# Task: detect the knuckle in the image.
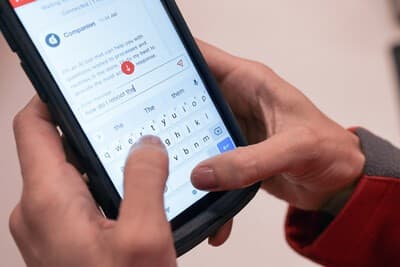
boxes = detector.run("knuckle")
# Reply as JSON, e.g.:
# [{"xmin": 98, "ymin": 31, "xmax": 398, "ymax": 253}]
[
  {"xmin": 9, "ymin": 205, "xmax": 23, "ymax": 239},
  {"xmin": 251, "ymin": 60, "xmax": 276, "ymax": 76},
  {"xmin": 116, "ymin": 225, "xmax": 171, "ymax": 257},
  {"xmin": 230, "ymin": 148, "xmax": 245, "ymax": 167},
  {"xmin": 296, "ymin": 126, "xmax": 319, "ymax": 147},
  {"xmin": 230, "ymin": 149, "xmax": 248, "ymax": 172},
  {"xmin": 20, "ymin": 192, "xmax": 56, "ymax": 224},
  {"xmin": 247, "ymin": 59, "xmax": 269, "ymax": 71},
  {"xmin": 137, "ymin": 230, "xmax": 170, "ymax": 254},
  {"xmin": 260, "ymin": 63, "xmax": 274, "ymax": 75},
  {"xmin": 12, "ymin": 110, "xmax": 27, "ymax": 134},
  {"xmin": 294, "ymin": 126, "xmax": 322, "ymax": 161},
  {"xmin": 230, "ymin": 148, "xmax": 258, "ymax": 187}
]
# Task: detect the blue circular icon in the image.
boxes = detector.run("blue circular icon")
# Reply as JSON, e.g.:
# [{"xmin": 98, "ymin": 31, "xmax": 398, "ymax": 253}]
[{"xmin": 45, "ymin": 33, "xmax": 60, "ymax": 48}]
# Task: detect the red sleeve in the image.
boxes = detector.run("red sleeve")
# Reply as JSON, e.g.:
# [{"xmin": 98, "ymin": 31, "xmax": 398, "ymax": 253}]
[{"xmin": 285, "ymin": 128, "xmax": 400, "ymax": 267}]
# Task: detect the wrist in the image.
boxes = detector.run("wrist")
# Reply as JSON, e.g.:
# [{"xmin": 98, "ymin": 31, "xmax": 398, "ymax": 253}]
[
  {"xmin": 320, "ymin": 181, "xmax": 359, "ymax": 216},
  {"xmin": 320, "ymin": 130, "xmax": 365, "ymax": 216}
]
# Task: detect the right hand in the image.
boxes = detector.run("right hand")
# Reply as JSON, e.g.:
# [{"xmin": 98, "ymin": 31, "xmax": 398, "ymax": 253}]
[{"xmin": 192, "ymin": 41, "xmax": 365, "ymax": 213}]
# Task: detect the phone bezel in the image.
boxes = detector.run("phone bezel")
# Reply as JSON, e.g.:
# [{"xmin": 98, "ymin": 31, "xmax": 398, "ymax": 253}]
[{"xmin": 0, "ymin": 0, "xmax": 260, "ymax": 255}]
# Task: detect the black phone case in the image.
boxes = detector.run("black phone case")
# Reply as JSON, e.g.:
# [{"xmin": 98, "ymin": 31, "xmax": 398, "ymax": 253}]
[{"xmin": 0, "ymin": 0, "xmax": 260, "ymax": 256}]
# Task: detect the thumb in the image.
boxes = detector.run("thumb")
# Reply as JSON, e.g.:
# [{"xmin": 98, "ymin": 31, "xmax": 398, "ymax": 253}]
[
  {"xmin": 118, "ymin": 136, "xmax": 169, "ymax": 225},
  {"xmin": 191, "ymin": 131, "xmax": 303, "ymax": 191}
]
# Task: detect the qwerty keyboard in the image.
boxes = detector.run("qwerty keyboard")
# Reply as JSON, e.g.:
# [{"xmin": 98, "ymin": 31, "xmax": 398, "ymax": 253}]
[{"xmin": 95, "ymin": 90, "xmax": 235, "ymax": 218}]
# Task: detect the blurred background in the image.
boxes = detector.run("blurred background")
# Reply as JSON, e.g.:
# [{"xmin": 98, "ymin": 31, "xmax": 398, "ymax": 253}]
[{"xmin": 2, "ymin": 0, "xmax": 400, "ymax": 266}]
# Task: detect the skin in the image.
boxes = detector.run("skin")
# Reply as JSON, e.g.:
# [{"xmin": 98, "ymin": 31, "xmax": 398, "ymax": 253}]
[
  {"xmin": 10, "ymin": 97, "xmax": 177, "ymax": 267},
  {"xmin": 192, "ymin": 41, "xmax": 366, "ymax": 244},
  {"xmin": 10, "ymin": 41, "xmax": 366, "ymax": 264}
]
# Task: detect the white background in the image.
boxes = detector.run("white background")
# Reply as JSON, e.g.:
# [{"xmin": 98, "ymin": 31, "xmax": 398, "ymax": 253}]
[{"xmin": 1, "ymin": 0, "xmax": 400, "ymax": 266}]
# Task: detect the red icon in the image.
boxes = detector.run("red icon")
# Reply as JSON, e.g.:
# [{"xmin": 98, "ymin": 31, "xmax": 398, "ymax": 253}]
[
  {"xmin": 177, "ymin": 59, "xmax": 184, "ymax": 67},
  {"xmin": 121, "ymin": 61, "xmax": 135, "ymax": 75},
  {"xmin": 9, "ymin": 0, "xmax": 36, "ymax": 8}
]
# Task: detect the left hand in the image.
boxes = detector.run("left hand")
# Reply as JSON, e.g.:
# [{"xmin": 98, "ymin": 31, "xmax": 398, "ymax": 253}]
[{"xmin": 10, "ymin": 96, "xmax": 177, "ymax": 267}]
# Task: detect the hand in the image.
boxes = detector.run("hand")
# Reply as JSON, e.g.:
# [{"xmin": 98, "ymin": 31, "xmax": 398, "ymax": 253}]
[
  {"xmin": 10, "ymin": 97, "xmax": 176, "ymax": 267},
  {"xmin": 192, "ymin": 41, "xmax": 365, "ymax": 211}
]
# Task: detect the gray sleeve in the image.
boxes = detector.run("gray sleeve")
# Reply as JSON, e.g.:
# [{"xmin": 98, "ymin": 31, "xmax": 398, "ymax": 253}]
[{"xmin": 355, "ymin": 128, "xmax": 400, "ymax": 179}]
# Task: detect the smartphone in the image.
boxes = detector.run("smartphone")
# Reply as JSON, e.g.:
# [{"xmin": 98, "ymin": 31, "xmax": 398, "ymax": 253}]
[{"xmin": 0, "ymin": 0, "xmax": 259, "ymax": 256}]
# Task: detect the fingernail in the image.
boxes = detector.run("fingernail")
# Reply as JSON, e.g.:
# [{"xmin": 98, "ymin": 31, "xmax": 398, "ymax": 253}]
[
  {"xmin": 191, "ymin": 166, "xmax": 217, "ymax": 190},
  {"xmin": 130, "ymin": 135, "xmax": 163, "ymax": 153}
]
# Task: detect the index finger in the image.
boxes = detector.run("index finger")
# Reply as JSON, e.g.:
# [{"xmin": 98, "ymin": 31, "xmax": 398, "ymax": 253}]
[{"xmin": 118, "ymin": 136, "xmax": 169, "ymax": 226}]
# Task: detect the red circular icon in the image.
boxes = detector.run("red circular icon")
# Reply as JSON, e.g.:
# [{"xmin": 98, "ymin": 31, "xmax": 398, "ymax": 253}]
[{"xmin": 121, "ymin": 61, "xmax": 135, "ymax": 75}]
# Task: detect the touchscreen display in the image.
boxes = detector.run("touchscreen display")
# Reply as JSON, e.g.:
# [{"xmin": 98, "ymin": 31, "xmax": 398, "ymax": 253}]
[{"xmin": 11, "ymin": 0, "xmax": 236, "ymax": 220}]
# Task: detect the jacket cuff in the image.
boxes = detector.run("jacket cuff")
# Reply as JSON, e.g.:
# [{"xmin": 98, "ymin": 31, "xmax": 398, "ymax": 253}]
[
  {"xmin": 286, "ymin": 177, "xmax": 400, "ymax": 266},
  {"xmin": 355, "ymin": 128, "xmax": 400, "ymax": 178},
  {"xmin": 285, "ymin": 128, "xmax": 400, "ymax": 266}
]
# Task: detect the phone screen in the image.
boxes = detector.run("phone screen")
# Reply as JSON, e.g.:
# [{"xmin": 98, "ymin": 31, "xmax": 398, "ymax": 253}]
[{"xmin": 11, "ymin": 0, "xmax": 236, "ymax": 220}]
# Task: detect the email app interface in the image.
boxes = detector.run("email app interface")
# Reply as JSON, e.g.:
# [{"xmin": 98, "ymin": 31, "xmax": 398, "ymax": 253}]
[{"xmin": 13, "ymin": 0, "xmax": 236, "ymax": 220}]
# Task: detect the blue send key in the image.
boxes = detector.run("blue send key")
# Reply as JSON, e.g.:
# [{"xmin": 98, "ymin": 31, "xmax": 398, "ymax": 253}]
[{"xmin": 217, "ymin": 138, "xmax": 235, "ymax": 153}]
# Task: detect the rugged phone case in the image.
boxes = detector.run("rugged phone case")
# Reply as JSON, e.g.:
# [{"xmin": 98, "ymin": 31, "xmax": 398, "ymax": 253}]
[{"xmin": 0, "ymin": 0, "xmax": 260, "ymax": 256}]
